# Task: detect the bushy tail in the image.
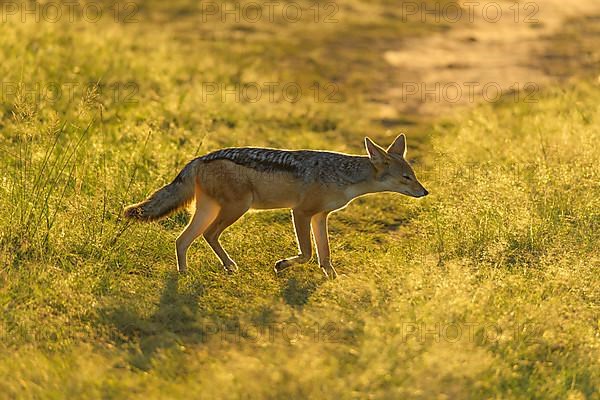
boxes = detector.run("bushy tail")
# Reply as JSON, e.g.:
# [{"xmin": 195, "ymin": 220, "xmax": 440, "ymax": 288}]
[{"xmin": 124, "ymin": 159, "xmax": 200, "ymax": 221}]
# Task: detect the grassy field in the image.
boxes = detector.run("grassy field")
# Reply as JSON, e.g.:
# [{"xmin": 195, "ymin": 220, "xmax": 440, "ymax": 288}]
[{"xmin": 1, "ymin": 1, "xmax": 599, "ymax": 399}]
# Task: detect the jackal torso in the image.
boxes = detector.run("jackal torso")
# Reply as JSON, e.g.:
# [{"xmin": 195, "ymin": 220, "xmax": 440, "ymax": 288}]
[{"xmin": 195, "ymin": 147, "xmax": 377, "ymax": 211}]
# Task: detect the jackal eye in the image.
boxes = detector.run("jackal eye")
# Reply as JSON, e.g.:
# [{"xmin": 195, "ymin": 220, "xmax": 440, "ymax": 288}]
[{"xmin": 403, "ymin": 174, "xmax": 412, "ymax": 181}]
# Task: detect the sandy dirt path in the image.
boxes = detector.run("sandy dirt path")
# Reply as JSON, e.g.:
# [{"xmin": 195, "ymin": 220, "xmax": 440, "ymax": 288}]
[{"xmin": 380, "ymin": 0, "xmax": 600, "ymax": 118}]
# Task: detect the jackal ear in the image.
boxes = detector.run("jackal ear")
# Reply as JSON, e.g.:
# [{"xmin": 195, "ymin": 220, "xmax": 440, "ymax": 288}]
[
  {"xmin": 387, "ymin": 134, "xmax": 407, "ymax": 158},
  {"xmin": 365, "ymin": 137, "xmax": 389, "ymax": 167}
]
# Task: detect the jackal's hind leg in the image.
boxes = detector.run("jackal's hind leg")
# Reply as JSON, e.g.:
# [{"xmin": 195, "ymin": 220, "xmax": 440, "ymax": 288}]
[
  {"xmin": 175, "ymin": 191, "xmax": 220, "ymax": 273},
  {"xmin": 203, "ymin": 200, "xmax": 250, "ymax": 273},
  {"xmin": 274, "ymin": 209, "xmax": 312, "ymax": 273}
]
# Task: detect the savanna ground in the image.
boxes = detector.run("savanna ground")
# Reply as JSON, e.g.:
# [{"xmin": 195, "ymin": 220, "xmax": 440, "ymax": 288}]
[{"xmin": 0, "ymin": 0, "xmax": 599, "ymax": 398}]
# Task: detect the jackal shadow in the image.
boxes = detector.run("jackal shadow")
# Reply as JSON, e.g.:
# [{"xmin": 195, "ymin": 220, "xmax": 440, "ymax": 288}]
[
  {"xmin": 98, "ymin": 267, "xmax": 325, "ymax": 370},
  {"xmin": 97, "ymin": 272, "xmax": 203, "ymax": 370}
]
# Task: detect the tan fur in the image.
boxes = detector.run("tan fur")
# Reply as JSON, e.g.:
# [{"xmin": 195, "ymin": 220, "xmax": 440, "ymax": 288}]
[{"xmin": 124, "ymin": 134, "xmax": 428, "ymax": 278}]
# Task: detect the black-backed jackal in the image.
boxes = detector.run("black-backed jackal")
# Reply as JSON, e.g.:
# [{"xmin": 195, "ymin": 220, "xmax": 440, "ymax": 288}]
[{"xmin": 124, "ymin": 134, "xmax": 428, "ymax": 278}]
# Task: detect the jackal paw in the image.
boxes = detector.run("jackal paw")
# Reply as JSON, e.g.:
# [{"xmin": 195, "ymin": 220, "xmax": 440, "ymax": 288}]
[
  {"xmin": 275, "ymin": 255, "xmax": 311, "ymax": 274},
  {"xmin": 274, "ymin": 259, "xmax": 293, "ymax": 273},
  {"xmin": 320, "ymin": 264, "xmax": 338, "ymax": 280},
  {"xmin": 223, "ymin": 262, "xmax": 238, "ymax": 274}
]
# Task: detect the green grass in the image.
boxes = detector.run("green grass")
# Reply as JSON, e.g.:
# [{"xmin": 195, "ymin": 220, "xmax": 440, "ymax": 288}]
[{"xmin": 1, "ymin": 2, "xmax": 599, "ymax": 399}]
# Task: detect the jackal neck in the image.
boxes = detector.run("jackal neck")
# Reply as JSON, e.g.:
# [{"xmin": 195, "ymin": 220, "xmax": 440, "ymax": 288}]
[{"xmin": 342, "ymin": 159, "xmax": 390, "ymax": 198}]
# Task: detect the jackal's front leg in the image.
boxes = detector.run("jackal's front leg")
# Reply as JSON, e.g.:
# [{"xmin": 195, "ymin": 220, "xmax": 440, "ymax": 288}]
[
  {"xmin": 274, "ymin": 209, "xmax": 312, "ymax": 273},
  {"xmin": 312, "ymin": 212, "xmax": 337, "ymax": 279}
]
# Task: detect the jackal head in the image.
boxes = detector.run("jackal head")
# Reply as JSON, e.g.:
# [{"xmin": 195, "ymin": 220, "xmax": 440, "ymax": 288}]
[{"xmin": 365, "ymin": 134, "xmax": 429, "ymax": 198}]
